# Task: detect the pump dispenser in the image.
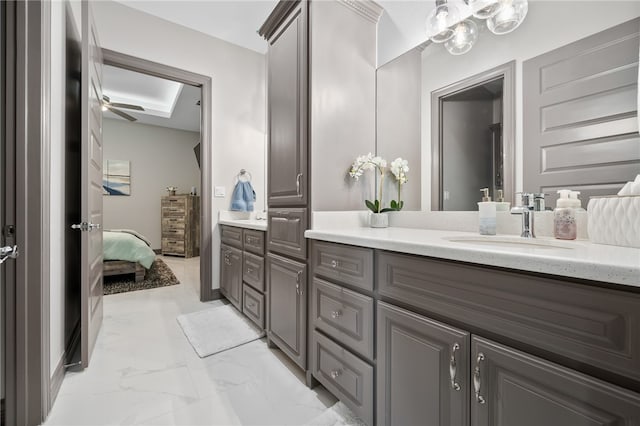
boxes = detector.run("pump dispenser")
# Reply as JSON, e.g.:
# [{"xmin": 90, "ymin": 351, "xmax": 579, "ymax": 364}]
[
  {"xmin": 495, "ymin": 189, "xmax": 510, "ymax": 212},
  {"xmin": 478, "ymin": 188, "xmax": 497, "ymax": 235},
  {"xmin": 554, "ymin": 189, "xmax": 579, "ymax": 240}
]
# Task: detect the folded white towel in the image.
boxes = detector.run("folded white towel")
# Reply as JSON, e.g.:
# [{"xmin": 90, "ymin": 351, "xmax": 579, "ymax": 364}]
[{"xmin": 617, "ymin": 174, "xmax": 640, "ymax": 196}]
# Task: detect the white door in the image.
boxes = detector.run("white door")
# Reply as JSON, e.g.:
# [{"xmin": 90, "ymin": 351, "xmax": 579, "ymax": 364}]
[{"xmin": 79, "ymin": 0, "xmax": 104, "ymax": 368}]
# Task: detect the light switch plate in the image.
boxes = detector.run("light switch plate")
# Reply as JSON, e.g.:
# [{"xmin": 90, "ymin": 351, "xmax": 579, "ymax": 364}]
[{"xmin": 214, "ymin": 186, "xmax": 226, "ymax": 197}]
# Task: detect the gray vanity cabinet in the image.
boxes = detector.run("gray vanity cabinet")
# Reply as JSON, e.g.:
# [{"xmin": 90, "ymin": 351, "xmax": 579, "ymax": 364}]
[
  {"xmin": 266, "ymin": 252, "xmax": 307, "ymax": 369},
  {"xmin": 265, "ymin": 2, "xmax": 307, "ymax": 207},
  {"xmin": 377, "ymin": 302, "xmax": 470, "ymax": 426},
  {"xmin": 471, "ymin": 336, "xmax": 640, "ymax": 426},
  {"xmin": 220, "ymin": 243, "xmax": 242, "ymax": 311}
]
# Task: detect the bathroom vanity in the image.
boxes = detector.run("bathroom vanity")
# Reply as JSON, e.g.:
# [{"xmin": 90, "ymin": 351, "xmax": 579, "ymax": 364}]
[
  {"xmin": 306, "ymin": 227, "xmax": 640, "ymax": 426},
  {"xmin": 219, "ymin": 220, "xmax": 267, "ymax": 329}
]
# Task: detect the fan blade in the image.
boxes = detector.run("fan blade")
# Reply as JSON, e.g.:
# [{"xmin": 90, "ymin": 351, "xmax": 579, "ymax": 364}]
[
  {"xmin": 106, "ymin": 105, "xmax": 137, "ymax": 122},
  {"xmin": 109, "ymin": 102, "xmax": 144, "ymax": 111}
]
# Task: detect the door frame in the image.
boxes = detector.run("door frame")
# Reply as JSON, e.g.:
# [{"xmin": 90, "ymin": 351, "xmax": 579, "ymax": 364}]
[
  {"xmin": 4, "ymin": 0, "xmax": 51, "ymax": 424},
  {"xmin": 430, "ymin": 60, "xmax": 516, "ymax": 211},
  {"xmin": 101, "ymin": 49, "xmax": 215, "ymax": 301}
]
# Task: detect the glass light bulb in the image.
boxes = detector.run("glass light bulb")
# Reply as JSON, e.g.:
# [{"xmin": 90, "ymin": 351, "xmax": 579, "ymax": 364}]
[
  {"xmin": 444, "ymin": 19, "xmax": 479, "ymax": 55},
  {"xmin": 487, "ymin": 0, "xmax": 528, "ymax": 35},
  {"xmin": 468, "ymin": 0, "xmax": 503, "ymax": 19},
  {"xmin": 426, "ymin": 1, "xmax": 461, "ymax": 43}
]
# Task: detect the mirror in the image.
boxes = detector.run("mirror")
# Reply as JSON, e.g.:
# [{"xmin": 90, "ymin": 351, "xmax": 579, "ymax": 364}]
[{"xmin": 376, "ymin": 1, "xmax": 640, "ymax": 211}]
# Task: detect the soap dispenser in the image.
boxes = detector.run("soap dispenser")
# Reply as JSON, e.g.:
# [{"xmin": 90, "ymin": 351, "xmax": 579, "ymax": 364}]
[
  {"xmin": 495, "ymin": 189, "xmax": 510, "ymax": 212},
  {"xmin": 554, "ymin": 189, "xmax": 579, "ymax": 240},
  {"xmin": 478, "ymin": 188, "xmax": 497, "ymax": 235}
]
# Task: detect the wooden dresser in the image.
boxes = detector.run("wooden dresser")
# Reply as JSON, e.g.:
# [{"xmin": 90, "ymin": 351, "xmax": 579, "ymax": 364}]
[{"xmin": 161, "ymin": 195, "xmax": 200, "ymax": 258}]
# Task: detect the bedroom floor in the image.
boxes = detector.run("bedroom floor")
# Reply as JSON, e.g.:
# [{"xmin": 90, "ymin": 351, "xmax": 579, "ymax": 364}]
[{"xmin": 45, "ymin": 256, "xmax": 336, "ymax": 425}]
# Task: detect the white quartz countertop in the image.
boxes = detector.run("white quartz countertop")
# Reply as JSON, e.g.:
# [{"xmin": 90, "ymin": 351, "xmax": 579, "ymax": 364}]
[
  {"xmin": 219, "ymin": 218, "xmax": 267, "ymax": 231},
  {"xmin": 305, "ymin": 227, "xmax": 640, "ymax": 288}
]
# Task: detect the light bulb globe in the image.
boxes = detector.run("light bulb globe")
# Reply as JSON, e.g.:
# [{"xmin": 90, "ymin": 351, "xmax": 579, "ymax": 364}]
[
  {"xmin": 444, "ymin": 19, "xmax": 479, "ymax": 55},
  {"xmin": 426, "ymin": 1, "xmax": 461, "ymax": 43},
  {"xmin": 487, "ymin": 0, "xmax": 528, "ymax": 35}
]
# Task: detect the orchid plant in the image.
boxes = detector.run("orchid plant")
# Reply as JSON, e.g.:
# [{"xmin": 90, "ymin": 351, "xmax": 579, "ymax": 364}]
[
  {"xmin": 349, "ymin": 153, "xmax": 388, "ymax": 213},
  {"xmin": 389, "ymin": 157, "xmax": 409, "ymax": 211},
  {"xmin": 349, "ymin": 154, "xmax": 410, "ymax": 213}
]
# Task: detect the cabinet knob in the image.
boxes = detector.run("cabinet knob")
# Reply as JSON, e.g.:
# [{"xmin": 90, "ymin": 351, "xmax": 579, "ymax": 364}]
[
  {"xmin": 330, "ymin": 369, "xmax": 342, "ymax": 379},
  {"xmin": 330, "ymin": 310, "xmax": 342, "ymax": 319},
  {"xmin": 473, "ymin": 352, "xmax": 486, "ymax": 404},
  {"xmin": 330, "ymin": 260, "xmax": 338, "ymax": 268}
]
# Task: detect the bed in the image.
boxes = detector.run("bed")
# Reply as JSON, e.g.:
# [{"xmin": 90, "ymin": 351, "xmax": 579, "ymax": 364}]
[{"xmin": 103, "ymin": 230, "xmax": 156, "ymax": 282}]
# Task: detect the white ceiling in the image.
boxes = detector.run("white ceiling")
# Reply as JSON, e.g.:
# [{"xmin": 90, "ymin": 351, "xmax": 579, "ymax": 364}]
[
  {"xmin": 114, "ymin": 0, "xmax": 278, "ymax": 53},
  {"xmin": 103, "ymin": 65, "xmax": 201, "ymax": 132}
]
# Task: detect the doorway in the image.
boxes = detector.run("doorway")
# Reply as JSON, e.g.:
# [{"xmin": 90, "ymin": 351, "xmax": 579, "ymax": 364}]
[
  {"xmin": 100, "ymin": 50, "xmax": 213, "ymax": 302},
  {"xmin": 431, "ymin": 61, "xmax": 515, "ymax": 211}
]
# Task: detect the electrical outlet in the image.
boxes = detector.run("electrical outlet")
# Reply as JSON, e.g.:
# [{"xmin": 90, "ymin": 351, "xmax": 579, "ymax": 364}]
[{"xmin": 214, "ymin": 186, "xmax": 226, "ymax": 197}]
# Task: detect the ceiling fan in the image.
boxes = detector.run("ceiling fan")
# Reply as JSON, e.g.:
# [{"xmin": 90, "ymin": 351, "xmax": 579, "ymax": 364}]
[{"xmin": 102, "ymin": 95, "xmax": 145, "ymax": 122}]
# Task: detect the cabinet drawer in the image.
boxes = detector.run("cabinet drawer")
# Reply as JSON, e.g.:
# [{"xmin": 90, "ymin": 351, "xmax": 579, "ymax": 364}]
[
  {"xmin": 312, "ymin": 278, "xmax": 374, "ymax": 360},
  {"xmin": 243, "ymin": 229, "xmax": 265, "ymax": 256},
  {"xmin": 162, "ymin": 217, "xmax": 185, "ymax": 229},
  {"xmin": 162, "ymin": 228, "xmax": 185, "ymax": 238},
  {"xmin": 243, "ymin": 283, "xmax": 265, "ymax": 329},
  {"xmin": 220, "ymin": 225, "xmax": 243, "ymax": 249},
  {"xmin": 312, "ymin": 330, "xmax": 373, "ymax": 426},
  {"xmin": 377, "ymin": 250, "xmax": 640, "ymax": 384},
  {"xmin": 267, "ymin": 208, "xmax": 307, "ymax": 260},
  {"xmin": 311, "ymin": 241, "xmax": 373, "ymax": 292},
  {"xmin": 162, "ymin": 238, "xmax": 185, "ymax": 254},
  {"xmin": 243, "ymin": 251, "xmax": 265, "ymax": 292},
  {"xmin": 162, "ymin": 206, "xmax": 186, "ymax": 218},
  {"xmin": 162, "ymin": 197, "xmax": 186, "ymax": 209}
]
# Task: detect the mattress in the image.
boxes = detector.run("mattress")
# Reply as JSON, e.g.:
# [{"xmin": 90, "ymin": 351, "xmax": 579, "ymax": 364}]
[{"xmin": 103, "ymin": 230, "xmax": 156, "ymax": 269}]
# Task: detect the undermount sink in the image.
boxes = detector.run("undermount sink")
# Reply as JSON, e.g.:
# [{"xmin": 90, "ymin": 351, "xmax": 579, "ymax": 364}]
[{"xmin": 445, "ymin": 236, "xmax": 575, "ymax": 250}]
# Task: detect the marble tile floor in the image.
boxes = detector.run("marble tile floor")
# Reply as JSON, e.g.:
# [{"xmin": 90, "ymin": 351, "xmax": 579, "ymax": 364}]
[{"xmin": 45, "ymin": 256, "xmax": 336, "ymax": 425}]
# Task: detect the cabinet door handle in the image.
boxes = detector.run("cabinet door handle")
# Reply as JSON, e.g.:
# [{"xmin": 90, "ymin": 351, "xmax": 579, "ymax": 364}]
[
  {"xmin": 330, "ymin": 310, "xmax": 342, "ymax": 319},
  {"xmin": 473, "ymin": 352, "xmax": 486, "ymax": 404},
  {"xmin": 295, "ymin": 271, "xmax": 303, "ymax": 296},
  {"xmin": 296, "ymin": 173, "xmax": 303, "ymax": 196},
  {"xmin": 247, "ymin": 267, "xmax": 253, "ymax": 274},
  {"xmin": 330, "ymin": 369, "xmax": 342, "ymax": 379},
  {"xmin": 449, "ymin": 343, "xmax": 461, "ymax": 391},
  {"xmin": 330, "ymin": 259, "xmax": 338, "ymax": 268}
]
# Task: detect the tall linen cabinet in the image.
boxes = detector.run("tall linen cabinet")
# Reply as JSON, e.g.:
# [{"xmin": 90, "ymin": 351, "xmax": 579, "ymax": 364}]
[{"xmin": 258, "ymin": 0, "xmax": 380, "ymax": 376}]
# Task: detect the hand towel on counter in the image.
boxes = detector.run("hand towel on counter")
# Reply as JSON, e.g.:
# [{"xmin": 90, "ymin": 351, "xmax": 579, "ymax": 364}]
[{"xmin": 230, "ymin": 181, "xmax": 256, "ymax": 212}]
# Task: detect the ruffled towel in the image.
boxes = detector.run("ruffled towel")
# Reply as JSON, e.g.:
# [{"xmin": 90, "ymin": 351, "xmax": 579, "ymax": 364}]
[{"xmin": 230, "ymin": 181, "xmax": 256, "ymax": 212}]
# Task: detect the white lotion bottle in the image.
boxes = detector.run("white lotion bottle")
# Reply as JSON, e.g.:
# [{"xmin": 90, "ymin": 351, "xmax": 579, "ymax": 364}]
[
  {"xmin": 478, "ymin": 188, "xmax": 497, "ymax": 235},
  {"xmin": 554, "ymin": 189, "xmax": 579, "ymax": 240}
]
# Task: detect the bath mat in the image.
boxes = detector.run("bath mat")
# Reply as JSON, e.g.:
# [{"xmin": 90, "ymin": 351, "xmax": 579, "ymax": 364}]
[
  {"xmin": 103, "ymin": 258, "xmax": 179, "ymax": 295},
  {"xmin": 177, "ymin": 304, "xmax": 265, "ymax": 358},
  {"xmin": 304, "ymin": 402, "xmax": 366, "ymax": 426}
]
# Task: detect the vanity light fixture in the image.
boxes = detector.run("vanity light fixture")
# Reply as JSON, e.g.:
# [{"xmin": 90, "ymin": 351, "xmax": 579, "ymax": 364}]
[
  {"xmin": 444, "ymin": 19, "xmax": 479, "ymax": 55},
  {"xmin": 426, "ymin": 0, "xmax": 462, "ymax": 43},
  {"xmin": 486, "ymin": 0, "xmax": 528, "ymax": 35},
  {"xmin": 427, "ymin": 0, "xmax": 528, "ymax": 55}
]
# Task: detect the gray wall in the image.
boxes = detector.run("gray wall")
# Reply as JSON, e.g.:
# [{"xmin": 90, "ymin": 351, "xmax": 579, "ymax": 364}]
[
  {"xmin": 102, "ymin": 118, "xmax": 200, "ymax": 249},
  {"xmin": 310, "ymin": 1, "xmax": 378, "ymax": 211},
  {"xmin": 376, "ymin": 48, "xmax": 421, "ymax": 211},
  {"xmin": 442, "ymin": 99, "xmax": 493, "ymax": 211}
]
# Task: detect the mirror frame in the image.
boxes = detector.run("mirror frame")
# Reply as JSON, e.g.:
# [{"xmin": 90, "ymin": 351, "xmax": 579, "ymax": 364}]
[{"xmin": 431, "ymin": 60, "xmax": 516, "ymax": 210}]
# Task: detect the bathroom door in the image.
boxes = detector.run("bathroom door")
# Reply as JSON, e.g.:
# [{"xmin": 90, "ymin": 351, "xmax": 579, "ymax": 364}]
[{"xmin": 79, "ymin": 0, "xmax": 104, "ymax": 369}]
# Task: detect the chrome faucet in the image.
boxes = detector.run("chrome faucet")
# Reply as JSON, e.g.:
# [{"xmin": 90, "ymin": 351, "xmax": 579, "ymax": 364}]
[{"xmin": 510, "ymin": 193, "xmax": 545, "ymax": 238}]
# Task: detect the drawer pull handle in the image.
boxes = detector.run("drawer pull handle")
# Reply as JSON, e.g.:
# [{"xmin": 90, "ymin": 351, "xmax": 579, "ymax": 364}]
[
  {"xmin": 449, "ymin": 343, "xmax": 461, "ymax": 391},
  {"xmin": 330, "ymin": 310, "xmax": 342, "ymax": 319},
  {"xmin": 330, "ymin": 369, "xmax": 342, "ymax": 380},
  {"xmin": 247, "ymin": 267, "xmax": 253, "ymax": 274},
  {"xmin": 331, "ymin": 260, "xmax": 338, "ymax": 268},
  {"xmin": 473, "ymin": 352, "xmax": 486, "ymax": 404}
]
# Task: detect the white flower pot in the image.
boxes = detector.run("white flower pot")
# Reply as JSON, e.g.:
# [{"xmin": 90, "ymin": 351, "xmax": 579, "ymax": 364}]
[{"xmin": 370, "ymin": 212, "xmax": 389, "ymax": 228}]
